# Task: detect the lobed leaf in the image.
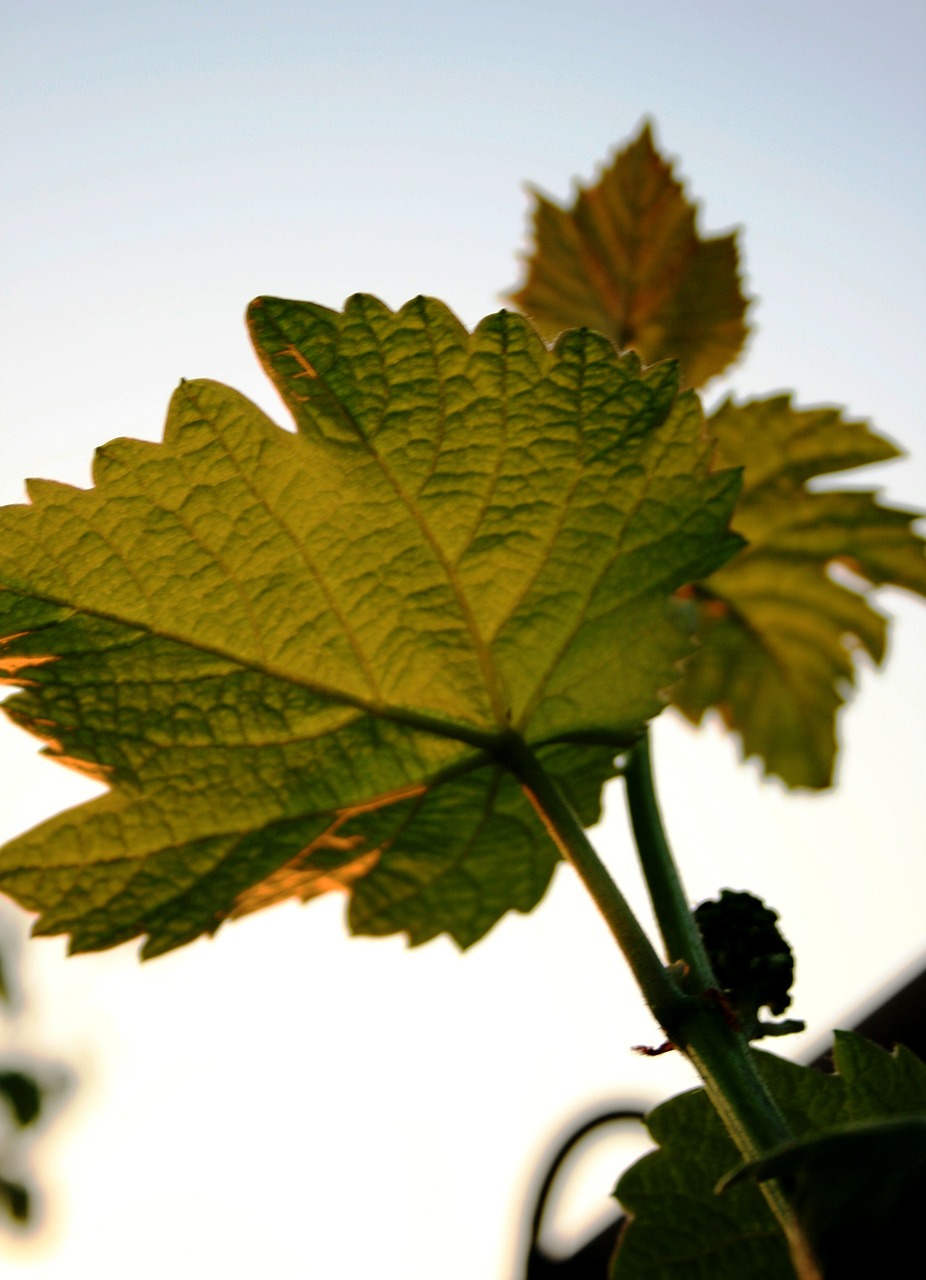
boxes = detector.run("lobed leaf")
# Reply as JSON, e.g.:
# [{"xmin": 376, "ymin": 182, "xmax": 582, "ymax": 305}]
[
  {"xmin": 508, "ymin": 123, "xmax": 750, "ymax": 389},
  {"xmin": 612, "ymin": 1031, "xmax": 926, "ymax": 1279},
  {"xmin": 670, "ymin": 396, "xmax": 926, "ymax": 787},
  {"xmin": 0, "ymin": 294, "xmax": 741, "ymax": 956}
]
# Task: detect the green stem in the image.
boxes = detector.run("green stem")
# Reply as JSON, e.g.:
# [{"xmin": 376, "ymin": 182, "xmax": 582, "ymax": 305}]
[
  {"xmin": 497, "ymin": 733, "xmax": 688, "ymax": 1033},
  {"xmin": 623, "ymin": 729, "xmax": 715, "ymax": 987},
  {"xmin": 623, "ymin": 728, "xmax": 801, "ymax": 1242},
  {"xmin": 620, "ymin": 731, "xmax": 794, "ymax": 1159},
  {"xmin": 502, "ymin": 731, "xmax": 799, "ymax": 1248}
]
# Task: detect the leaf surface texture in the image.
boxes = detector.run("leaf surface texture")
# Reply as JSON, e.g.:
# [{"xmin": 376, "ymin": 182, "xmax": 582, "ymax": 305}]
[{"xmin": 0, "ymin": 295, "xmax": 740, "ymax": 955}]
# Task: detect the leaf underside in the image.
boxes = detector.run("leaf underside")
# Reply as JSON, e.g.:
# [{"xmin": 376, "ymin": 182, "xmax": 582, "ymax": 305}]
[
  {"xmin": 508, "ymin": 122, "xmax": 750, "ymax": 390},
  {"xmin": 611, "ymin": 1031, "xmax": 926, "ymax": 1279},
  {"xmin": 0, "ymin": 294, "xmax": 741, "ymax": 957},
  {"xmin": 671, "ymin": 396, "xmax": 926, "ymax": 788}
]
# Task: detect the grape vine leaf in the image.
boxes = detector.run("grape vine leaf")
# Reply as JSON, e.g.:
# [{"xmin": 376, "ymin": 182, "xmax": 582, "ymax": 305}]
[
  {"xmin": 508, "ymin": 122, "xmax": 750, "ymax": 390},
  {"xmin": 720, "ymin": 1116, "xmax": 926, "ymax": 1278},
  {"xmin": 611, "ymin": 1031, "xmax": 926, "ymax": 1279},
  {"xmin": 0, "ymin": 294, "xmax": 742, "ymax": 957},
  {"xmin": 670, "ymin": 396, "xmax": 926, "ymax": 788}
]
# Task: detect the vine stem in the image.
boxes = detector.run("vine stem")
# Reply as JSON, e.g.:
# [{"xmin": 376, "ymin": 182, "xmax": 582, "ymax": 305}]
[
  {"xmin": 623, "ymin": 730, "xmax": 716, "ymax": 987},
  {"xmin": 500, "ymin": 730, "xmax": 805, "ymax": 1258},
  {"xmin": 496, "ymin": 733, "xmax": 689, "ymax": 1032}
]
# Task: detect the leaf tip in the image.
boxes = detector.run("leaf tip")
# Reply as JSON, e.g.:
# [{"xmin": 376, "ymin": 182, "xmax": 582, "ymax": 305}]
[{"xmin": 633, "ymin": 115, "xmax": 658, "ymax": 147}]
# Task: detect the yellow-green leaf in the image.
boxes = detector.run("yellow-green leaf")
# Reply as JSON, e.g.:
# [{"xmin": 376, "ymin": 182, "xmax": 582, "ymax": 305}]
[
  {"xmin": 0, "ymin": 294, "xmax": 742, "ymax": 956},
  {"xmin": 508, "ymin": 123, "xmax": 750, "ymax": 389},
  {"xmin": 671, "ymin": 396, "xmax": 926, "ymax": 788}
]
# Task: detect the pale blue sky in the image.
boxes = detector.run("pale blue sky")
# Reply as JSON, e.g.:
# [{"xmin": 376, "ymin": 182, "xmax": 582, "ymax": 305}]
[{"xmin": 0, "ymin": 3, "xmax": 924, "ymax": 1276}]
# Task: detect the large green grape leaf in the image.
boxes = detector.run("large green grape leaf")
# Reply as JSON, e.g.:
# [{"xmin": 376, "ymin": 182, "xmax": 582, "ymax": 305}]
[
  {"xmin": 612, "ymin": 1031, "xmax": 926, "ymax": 1279},
  {"xmin": 0, "ymin": 294, "xmax": 742, "ymax": 957},
  {"xmin": 508, "ymin": 123, "xmax": 750, "ymax": 390},
  {"xmin": 670, "ymin": 396, "xmax": 926, "ymax": 788}
]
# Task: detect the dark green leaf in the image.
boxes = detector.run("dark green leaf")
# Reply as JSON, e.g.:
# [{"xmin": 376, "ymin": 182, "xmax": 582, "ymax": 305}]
[{"xmin": 612, "ymin": 1031, "xmax": 926, "ymax": 1279}]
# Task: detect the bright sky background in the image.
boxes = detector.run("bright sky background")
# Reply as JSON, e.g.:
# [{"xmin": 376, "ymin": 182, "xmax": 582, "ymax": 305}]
[{"xmin": 0, "ymin": 1, "xmax": 924, "ymax": 1276}]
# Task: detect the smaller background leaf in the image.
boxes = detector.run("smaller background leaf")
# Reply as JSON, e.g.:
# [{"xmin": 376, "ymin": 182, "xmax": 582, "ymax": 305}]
[
  {"xmin": 508, "ymin": 122, "xmax": 750, "ymax": 389},
  {"xmin": 671, "ymin": 396, "xmax": 926, "ymax": 787}
]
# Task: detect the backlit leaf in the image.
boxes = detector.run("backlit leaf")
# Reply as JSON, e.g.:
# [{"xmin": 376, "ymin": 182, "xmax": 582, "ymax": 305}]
[
  {"xmin": 509, "ymin": 123, "xmax": 749, "ymax": 389},
  {"xmin": 670, "ymin": 396, "xmax": 926, "ymax": 787},
  {"xmin": 0, "ymin": 294, "xmax": 741, "ymax": 956}
]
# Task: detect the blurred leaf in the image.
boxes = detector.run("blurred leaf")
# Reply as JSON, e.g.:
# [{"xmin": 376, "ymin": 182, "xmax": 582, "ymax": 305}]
[
  {"xmin": 0, "ymin": 294, "xmax": 741, "ymax": 957},
  {"xmin": 0, "ymin": 1072, "xmax": 41, "ymax": 1127},
  {"xmin": 611, "ymin": 1032, "xmax": 926, "ymax": 1278},
  {"xmin": 671, "ymin": 396, "xmax": 926, "ymax": 787},
  {"xmin": 509, "ymin": 122, "xmax": 749, "ymax": 389},
  {"xmin": 0, "ymin": 1176, "xmax": 29, "ymax": 1224}
]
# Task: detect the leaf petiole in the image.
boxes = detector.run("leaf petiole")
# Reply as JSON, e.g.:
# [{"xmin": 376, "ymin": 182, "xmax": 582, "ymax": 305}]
[
  {"xmin": 623, "ymin": 729, "xmax": 716, "ymax": 988},
  {"xmin": 623, "ymin": 729, "xmax": 812, "ymax": 1256},
  {"xmin": 497, "ymin": 732, "xmax": 689, "ymax": 1032},
  {"xmin": 502, "ymin": 730, "xmax": 805, "ymax": 1257}
]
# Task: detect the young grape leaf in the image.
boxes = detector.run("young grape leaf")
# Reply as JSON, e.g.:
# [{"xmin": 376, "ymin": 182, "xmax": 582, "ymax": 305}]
[
  {"xmin": 508, "ymin": 122, "xmax": 750, "ymax": 389},
  {"xmin": 670, "ymin": 396, "xmax": 926, "ymax": 787},
  {"xmin": 0, "ymin": 294, "xmax": 742, "ymax": 957},
  {"xmin": 612, "ymin": 1031, "xmax": 926, "ymax": 1279}
]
